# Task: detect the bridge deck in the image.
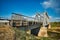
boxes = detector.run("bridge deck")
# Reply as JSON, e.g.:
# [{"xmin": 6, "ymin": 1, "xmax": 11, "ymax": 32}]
[{"xmin": 16, "ymin": 23, "xmax": 42, "ymax": 31}]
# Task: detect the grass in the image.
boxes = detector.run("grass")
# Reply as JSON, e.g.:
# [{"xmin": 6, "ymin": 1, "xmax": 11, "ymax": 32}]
[
  {"xmin": 13, "ymin": 27, "xmax": 60, "ymax": 40},
  {"xmin": 0, "ymin": 25, "xmax": 60, "ymax": 40}
]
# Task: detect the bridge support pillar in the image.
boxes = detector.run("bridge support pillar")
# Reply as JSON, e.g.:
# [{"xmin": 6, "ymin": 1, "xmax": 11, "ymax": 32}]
[{"xmin": 38, "ymin": 27, "xmax": 48, "ymax": 37}]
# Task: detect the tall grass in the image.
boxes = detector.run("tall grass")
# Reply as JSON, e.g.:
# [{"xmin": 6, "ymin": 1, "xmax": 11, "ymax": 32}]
[{"xmin": 13, "ymin": 27, "xmax": 58, "ymax": 40}]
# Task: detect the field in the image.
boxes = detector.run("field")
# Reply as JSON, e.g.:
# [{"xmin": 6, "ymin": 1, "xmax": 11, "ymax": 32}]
[{"xmin": 0, "ymin": 22, "xmax": 60, "ymax": 40}]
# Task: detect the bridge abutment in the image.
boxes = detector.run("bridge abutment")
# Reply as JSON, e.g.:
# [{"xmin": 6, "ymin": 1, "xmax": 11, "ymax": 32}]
[{"xmin": 38, "ymin": 27, "xmax": 48, "ymax": 37}]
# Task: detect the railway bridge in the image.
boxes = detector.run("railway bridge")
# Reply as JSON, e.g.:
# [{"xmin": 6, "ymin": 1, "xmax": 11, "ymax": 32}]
[{"xmin": 11, "ymin": 12, "xmax": 50, "ymax": 36}]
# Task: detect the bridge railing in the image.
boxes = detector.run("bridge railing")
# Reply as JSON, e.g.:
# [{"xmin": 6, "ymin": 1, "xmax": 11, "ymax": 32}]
[
  {"xmin": 11, "ymin": 12, "xmax": 49, "ymax": 28},
  {"xmin": 11, "ymin": 13, "xmax": 41, "ymax": 27}
]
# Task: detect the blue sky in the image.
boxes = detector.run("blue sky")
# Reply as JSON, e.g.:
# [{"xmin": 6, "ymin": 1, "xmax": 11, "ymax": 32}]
[{"xmin": 0, "ymin": 0, "xmax": 60, "ymax": 22}]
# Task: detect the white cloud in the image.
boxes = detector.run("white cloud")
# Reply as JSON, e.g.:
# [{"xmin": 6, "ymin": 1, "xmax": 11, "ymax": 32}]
[
  {"xmin": 55, "ymin": 17, "xmax": 60, "ymax": 22},
  {"xmin": 40, "ymin": 0, "xmax": 52, "ymax": 9},
  {"xmin": 40, "ymin": 0, "xmax": 60, "ymax": 12},
  {"xmin": 55, "ymin": 17, "xmax": 60, "ymax": 20},
  {"xmin": 40, "ymin": 1, "xmax": 51, "ymax": 9},
  {"xmin": 50, "ymin": 17, "xmax": 60, "ymax": 22},
  {"xmin": 32, "ymin": 14, "xmax": 41, "ymax": 18},
  {"xmin": 49, "ymin": 16, "xmax": 52, "ymax": 19},
  {"xmin": 40, "ymin": 0, "xmax": 58, "ymax": 9},
  {"xmin": 31, "ymin": 15, "xmax": 36, "ymax": 18}
]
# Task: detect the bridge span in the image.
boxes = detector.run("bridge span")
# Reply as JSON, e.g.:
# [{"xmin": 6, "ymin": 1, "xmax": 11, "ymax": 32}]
[{"xmin": 10, "ymin": 12, "xmax": 50, "ymax": 36}]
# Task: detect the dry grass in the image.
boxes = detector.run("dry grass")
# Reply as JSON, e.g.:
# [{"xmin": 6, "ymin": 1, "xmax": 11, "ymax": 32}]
[
  {"xmin": 0, "ymin": 25, "xmax": 15, "ymax": 40},
  {"xmin": 0, "ymin": 25, "xmax": 59, "ymax": 40}
]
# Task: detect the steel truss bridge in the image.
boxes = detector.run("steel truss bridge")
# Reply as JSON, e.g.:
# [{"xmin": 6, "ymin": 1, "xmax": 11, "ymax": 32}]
[{"xmin": 11, "ymin": 12, "xmax": 49, "ymax": 30}]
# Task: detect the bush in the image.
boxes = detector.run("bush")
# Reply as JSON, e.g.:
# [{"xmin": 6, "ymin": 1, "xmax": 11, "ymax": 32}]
[
  {"xmin": 13, "ymin": 27, "xmax": 57, "ymax": 40},
  {"xmin": 50, "ymin": 22, "xmax": 60, "ymax": 27}
]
